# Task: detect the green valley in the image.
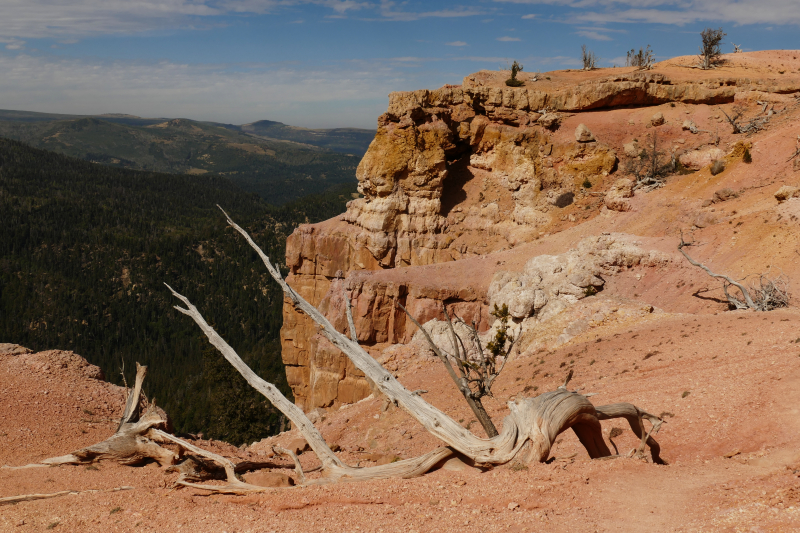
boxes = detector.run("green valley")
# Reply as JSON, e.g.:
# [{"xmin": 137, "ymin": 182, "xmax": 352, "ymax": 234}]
[{"xmin": 0, "ymin": 138, "xmax": 355, "ymax": 444}]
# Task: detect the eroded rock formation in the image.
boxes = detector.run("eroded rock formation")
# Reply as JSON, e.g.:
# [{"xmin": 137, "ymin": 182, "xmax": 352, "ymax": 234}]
[{"xmin": 282, "ymin": 57, "xmax": 800, "ymax": 410}]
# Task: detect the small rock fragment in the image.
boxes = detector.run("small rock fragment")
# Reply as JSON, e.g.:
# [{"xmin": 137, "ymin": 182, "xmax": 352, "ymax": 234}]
[
  {"xmin": 775, "ymin": 185, "xmax": 800, "ymax": 202},
  {"xmin": 284, "ymin": 438, "xmax": 310, "ymax": 455},
  {"xmin": 712, "ymin": 188, "xmax": 737, "ymax": 203},
  {"xmin": 508, "ymin": 502, "xmax": 520, "ymax": 510},
  {"xmin": 723, "ymin": 449, "xmax": 741, "ymax": 459},
  {"xmin": 242, "ymin": 471, "xmax": 295, "ymax": 487},
  {"xmin": 604, "ymin": 178, "xmax": 635, "ymax": 212},
  {"xmin": 575, "ymin": 123, "xmax": 595, "ymax": 143},
  {"xmin": 650, "ymin": 112, "xmax": 665, "ymax": 126},
  {"xmin": 623, "ymin": 142, "xmax": 639, "ymax": 158},
  {"xmin": 682, "ymin": 120, "xmax": 698, "ymax": 133},
  {"xmin": 538, "ymin": 113, "xmax": 560, "ymax": 129}
]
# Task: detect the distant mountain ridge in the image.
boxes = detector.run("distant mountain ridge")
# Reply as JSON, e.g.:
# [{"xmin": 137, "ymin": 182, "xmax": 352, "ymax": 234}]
[
  {"xmin": 236, "ymin": 119, "xmax": 374, "ymax": 155},
  {"xmin": 0, "ymin": 109, "xmax": 372, "ymax": 205},
  {"xmin": 0, "ymin": 109, "xmax": 374, "ymax": 154}
]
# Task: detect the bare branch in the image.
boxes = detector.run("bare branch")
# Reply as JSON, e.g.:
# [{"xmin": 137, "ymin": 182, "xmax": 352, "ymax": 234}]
[
  {"xmin": 344, "ymin": 291, "xmax": 358, "ymax": 343},
  {"xmin": 0, "ymin": 487, "xmax": 133, "ymax": 507},
  {"xmin": 678, "ymin": 233, "xmax": 758, "ymax": 310}
]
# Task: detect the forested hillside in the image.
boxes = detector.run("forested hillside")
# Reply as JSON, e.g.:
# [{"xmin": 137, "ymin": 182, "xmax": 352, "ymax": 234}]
[
  {"xmin": 0, "ymin": 114, "xmax": 363, "ymax": 205},
  {"xmin": 0, "ymin": 138, "xmax": 355, "ymax": 444}
]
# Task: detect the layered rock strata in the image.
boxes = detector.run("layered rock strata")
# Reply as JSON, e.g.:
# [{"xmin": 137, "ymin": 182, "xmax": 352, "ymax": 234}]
[{"xmin": 282, "ymin": 58, "xmax": 800, "ymax": 410}]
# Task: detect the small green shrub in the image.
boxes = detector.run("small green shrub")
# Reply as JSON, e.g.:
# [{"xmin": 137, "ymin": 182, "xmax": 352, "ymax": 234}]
[
  {"xmin": 742, "ymin": 147, "xmax": 752, "ymax": 163},
  {"xmin": 582, "ymin": 178, "xmax": 592, "ymax": 188},
  {"xmin": 682, "ymin": 391, "xmax": 691, "ymax": 398},
  {"xmin": 505, "ymin": 60, "xmax": 524, "ymax": 87},
  {"xmin": 710, "ymin": 159, "xmax": 725, "ymax": 175},
  {"xmin": 584, "ymin": 286, "xmax": 598, "ymax": 297}
]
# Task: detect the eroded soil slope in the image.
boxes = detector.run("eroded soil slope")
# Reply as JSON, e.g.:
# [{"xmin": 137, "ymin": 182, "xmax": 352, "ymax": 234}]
[{"xmin": 3, "ymin": 305, "xmax": 800, "ymax": 532}]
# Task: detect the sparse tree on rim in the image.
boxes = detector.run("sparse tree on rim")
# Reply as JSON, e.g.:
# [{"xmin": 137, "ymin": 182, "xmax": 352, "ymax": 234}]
[
  {"xmin": 505, "ymin": 60, "xmax": 524, "ymax": 87},
  {"xmin": 582, "ymin": 45, "xmax": 598, "ymax": 70},
  {"xmin": 699, "ymin": 28, "xmax": 726, "ymax": 69},
  {"xmin": 626, "ymin": 45, "xmax": 655, "ymax": 70}
]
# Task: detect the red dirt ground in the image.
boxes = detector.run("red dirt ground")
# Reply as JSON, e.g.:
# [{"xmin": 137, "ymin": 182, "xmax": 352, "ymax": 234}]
[{"xmin": 3, "ymin": 307, "xmax": 800, "ymax": 532}]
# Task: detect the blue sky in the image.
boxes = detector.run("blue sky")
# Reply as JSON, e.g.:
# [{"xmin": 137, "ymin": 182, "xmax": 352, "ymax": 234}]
[{"xmin": 0, "ymin": 1, "xmax": 798, "ymax": 128}]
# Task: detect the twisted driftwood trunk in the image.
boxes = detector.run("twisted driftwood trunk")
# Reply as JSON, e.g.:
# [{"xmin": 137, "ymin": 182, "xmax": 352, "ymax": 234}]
[
  {"xmin": 5, "ymin": 363, "xmax": 178, "ymax": 470},
  {"xmin": 163, "ymin": 208, "xmax": 668, "ymax": 482}
]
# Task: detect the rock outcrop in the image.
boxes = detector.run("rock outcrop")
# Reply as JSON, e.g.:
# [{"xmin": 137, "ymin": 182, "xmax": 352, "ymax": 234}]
[
  {"xmin": 604, "ymin": 178, "xmax": 635, "ymax": 212},
  {"xmin": 281, "ymin": 56, "xmax": 800, "ymax": 410},
  {"xmin": 487, "ymin": 234, "xmax": 669, "ymax": 323}
]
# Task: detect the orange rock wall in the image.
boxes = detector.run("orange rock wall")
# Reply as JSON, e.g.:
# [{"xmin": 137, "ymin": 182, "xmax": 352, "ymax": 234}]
[{"xmin": 281, "ymin": 57, "xmax": 800, "ymax": 411}]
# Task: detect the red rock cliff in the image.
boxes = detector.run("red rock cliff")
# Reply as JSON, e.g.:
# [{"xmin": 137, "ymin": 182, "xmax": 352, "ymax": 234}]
[{"xmin": 282, "ymin": 51, "xmax": 800, "ymax": 410}]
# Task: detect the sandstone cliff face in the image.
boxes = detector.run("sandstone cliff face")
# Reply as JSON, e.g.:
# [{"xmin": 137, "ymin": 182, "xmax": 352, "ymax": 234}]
[{"xmin": 282, "ymin": 52, "xmax": 800, "ymax": 410}]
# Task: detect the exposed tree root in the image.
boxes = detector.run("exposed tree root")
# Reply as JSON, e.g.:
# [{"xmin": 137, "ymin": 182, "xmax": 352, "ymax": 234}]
[{"xmin": 6, "ymin": 364, "xmax": 177, "ymax": 470}]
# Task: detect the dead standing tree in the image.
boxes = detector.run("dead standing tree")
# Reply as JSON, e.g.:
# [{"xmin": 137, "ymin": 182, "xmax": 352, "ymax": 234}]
[
  {"xmin": 678, "ymin": 232, "xmax": 790, "ymax": 310},
  {"xmin": 581, "ymin": 44, "xmax": 598, "ymax": 70},
  {"xmin": 166, "ymin": 208, "xmax": 668, "ymax": 477},
  {"xmin": 399, "ymin": 303, "xmax": 515, "ymax": 438},
  {"xmin": 626, "ymin": 45, "xmax": 655, "ymax": 70}
]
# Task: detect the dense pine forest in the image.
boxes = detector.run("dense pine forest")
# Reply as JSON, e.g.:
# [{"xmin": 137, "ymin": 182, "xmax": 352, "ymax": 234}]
[{"xmin": 0, "ymin": 138, "xmax": 356, "ymax": 445}]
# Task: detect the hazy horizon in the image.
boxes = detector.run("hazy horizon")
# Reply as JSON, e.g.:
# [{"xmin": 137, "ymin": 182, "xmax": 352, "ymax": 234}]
[{"xmin": 1, "ymin": 1, "xmax": 799, "ymax": 129}]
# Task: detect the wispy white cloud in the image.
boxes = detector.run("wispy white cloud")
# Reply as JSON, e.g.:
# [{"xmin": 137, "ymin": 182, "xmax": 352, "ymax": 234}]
[
  {"xmin": 446, "ymin": 41, "xmax": 468, "ymax": 46},
  {"xmin": 376, "ymin": 1, "xmax": 483, "ymax": 21},
  {"xmin": 492, "ymin": 0, "xmax": 800, "ymax": 26},
  {"xmin": 521, "ymin": 14, "xmax": 536, "ymax": 19},
  {"xmin": 497, "ymin": 36, "xmax": 521, "ymax": 41},
  {"xmin": 577, "ymin": 25, "xmax": 627, "ymax": 33},
  {"xmin": 0, "ymin": 51, "xmax": 422, "ymax": 128},
  {"xmin": 2, "ymin": 38, "xmax": 25, "ymax": 50},
  {"xmin": 0, "ymin": 0, "xmax": 373, "ymax": 39},
  {"xmin": 576, "ymin": 30, "xmax": 613, "ymax": 41}
]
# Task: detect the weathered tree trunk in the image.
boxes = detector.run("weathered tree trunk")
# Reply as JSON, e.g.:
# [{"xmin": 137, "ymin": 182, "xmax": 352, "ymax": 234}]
[
  {"xmin": 167, "ymin": 208, "xmax": 668, "ymax": 471},
  {"xmin": 5, "ymin": 363, "xmax": 178, "ymax": 470}
]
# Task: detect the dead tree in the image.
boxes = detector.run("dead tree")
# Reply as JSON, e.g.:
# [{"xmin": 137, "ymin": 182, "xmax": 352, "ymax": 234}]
[
  {"xmin": 720, "ymin": 105, "xmax": 772, "ymax": 135},
  {"xmin": 4, "ymin": 364, "xmax": 178, "ymax": 469},
  {"xmin": 787, "ymin": 136, "xmax": 800, "ymax": 163},
  {"xmin": 581, "ymin": 45, "xmax": 598, "ymax": 70},
  {"xmin": 168, "ymin": 208, "xmax": 667, "ymax": 473},
  {"xmin": 698, "ymin": 27, "xmax": 726, "ymax": 69},
  {"xmin": 3, "ymin": 210, "xmax": 670, "ymax": 495},
  {"xmin": 678, "ymin": 233, "xmax": 790, "ymax": 311},
  {"xmin": 626, "ymin": 46, "xmax": 655, "ymax": 70},
  {"xmin": 400, "ymin": 303, "xmax": 515, "ymax": 438}
]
